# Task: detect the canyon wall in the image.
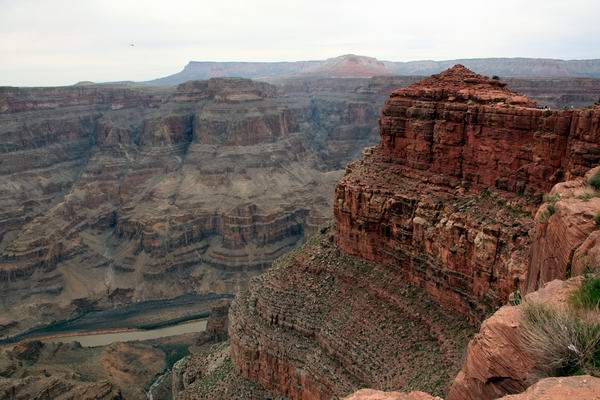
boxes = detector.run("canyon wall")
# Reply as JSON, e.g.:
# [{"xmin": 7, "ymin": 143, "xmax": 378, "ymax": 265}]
[
  {"xmin": 334, "ymin": 66, "xmax": 600, "ymax": 320},
  {"xmin": 0, "ymin": 77, "xmax": 393, "ymax": 337},
  {"xmin": 229, "ymin": 66, "xmax": 600, "ymax": 400}
]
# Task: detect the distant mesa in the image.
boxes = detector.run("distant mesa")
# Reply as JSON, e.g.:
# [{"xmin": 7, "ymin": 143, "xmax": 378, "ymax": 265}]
[
  {"xmin": 297, "ymin": 54, "xmax": 394, "ymax": 78},
  {"xmin": 146, "ymin": 54, "xmax": 600, "ymax": 86},
  {"xmin": 74, "ymin": 81, "xmax": 96, "ymax": 86}
]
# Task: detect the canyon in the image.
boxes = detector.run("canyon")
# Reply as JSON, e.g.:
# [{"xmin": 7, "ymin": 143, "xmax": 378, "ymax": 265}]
[
  {"xmin": 0, "ymin": 76, "xmax": 400, "ymax": 338},
  {"xmin": 4, "ymin": 70, "xmax": 599, "ymax": 339},
  {"xmin": 2, "ymin": 65, "xmax": 600, "ymax": 400}
]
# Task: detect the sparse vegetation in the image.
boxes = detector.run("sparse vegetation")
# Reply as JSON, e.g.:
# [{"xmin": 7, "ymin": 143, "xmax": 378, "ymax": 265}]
[
  {"xmin": 538, "ymin": 193, "xmax": 560, "ymax": 222},
  {"xmin": 590, "ymin": 170, "xmax": 600, "ymax": 191},
  {"xmin": 157, "ymin": 343, "xmax": 189, "ymax": 370},
  {"xmin": 521, "ymin": 300, "xmax": 600, "ymax": 377},
  {"xmin": 578, "ymin": 192, "xmax": 596, "ymax": 202},
  {"xmin": 571, "ymin": 274, "xmax": 600, "ymax": 310}
]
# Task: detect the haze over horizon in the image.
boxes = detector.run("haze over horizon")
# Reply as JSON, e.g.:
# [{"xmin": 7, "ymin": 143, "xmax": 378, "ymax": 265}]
[{"xmin": 2, "ymin": 0, "xmax": 600, "ymax": 86}]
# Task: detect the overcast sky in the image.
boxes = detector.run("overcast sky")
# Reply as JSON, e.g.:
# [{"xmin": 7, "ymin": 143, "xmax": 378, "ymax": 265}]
[{"xmin": 2, "ymin": 0, "xmax": 599, "ymax": 86}]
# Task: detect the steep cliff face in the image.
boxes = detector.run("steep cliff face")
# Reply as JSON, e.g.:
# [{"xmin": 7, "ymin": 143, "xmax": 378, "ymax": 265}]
[
  {"xmin": 0, "ymin": 77, "xmax": 396, "ymax": 336},
  {"xmin": 527, "ymin": 167, "xmax": 600, "ymax": 292},
  {"xmin": 229, "ymin": 66, "xmax": 600, "ymax": 400},
  {"xmin": 334, "ymin": 66, "xmax": 600, "ymax": 320}
]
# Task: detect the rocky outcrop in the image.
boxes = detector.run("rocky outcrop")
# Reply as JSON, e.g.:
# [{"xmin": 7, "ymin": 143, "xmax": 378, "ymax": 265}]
[
  {"xmin": 172, "ymin": 342, "xmax": 285, "ymax": 400},
  {"xmin": 0, "ymin": 377, "xmax": 115, "ymax": 400},
  {"xmin": 334, "ymin": 65, "xmax": 600, "ymax": 320},
  {"xmin": 343, "ymin": 389, "xmax": 442, "ymax": 400},
  {"xmin": 343, "ymin": 376, "xmax": 600, "ymax": 400},
  {"xmin": 527, "ymin": 167, "xmax": 600, "ymax": 292},
  {"xmin": 498, "ymin": 376, "xmax": 600, "ymax": 400},
  {"xmin": 447, "ymin": 277, "xmax": 582, "ymax": 400}
]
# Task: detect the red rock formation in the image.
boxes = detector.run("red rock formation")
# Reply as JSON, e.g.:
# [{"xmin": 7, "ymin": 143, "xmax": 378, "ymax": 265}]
[
  {"xmin": 343, "ymin": 389, "xmax": 442, "ymax": 400},
  {"xmin": 334, "ymin": 66, "xmax": 600, "ymax": 320},
  {"xmin": 447, "ymin": 277, "xmax": 582, "ymax": 400},
  {"xmin": 527, "ymin": 167, "xmax": 600, "ymax": 292},
  {"xmin": 228, "ymin": 67, "xmax": 600, "ymax": 400},
  {"xmin": 229, "ymin": 233, "xmax": 475, "ymax": 400},
  {"xmin": 498, "ymin": 376, "xmax": 600, "ymax": 400}
]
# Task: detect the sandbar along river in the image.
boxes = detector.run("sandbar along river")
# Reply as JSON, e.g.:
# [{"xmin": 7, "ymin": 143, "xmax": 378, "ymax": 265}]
[{"xmin": 40, "ymin": 319, "xmax": 208, "ymax": 347}]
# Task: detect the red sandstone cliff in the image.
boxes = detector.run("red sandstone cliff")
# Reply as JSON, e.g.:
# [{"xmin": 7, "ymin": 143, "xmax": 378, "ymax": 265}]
[
  {"xmin": 334, "ymin": 65, "xmax": 600, "ymax": 320},
  {"xmin": 228, "ymin": 66, "xmax": 600, "ymax": 400}
]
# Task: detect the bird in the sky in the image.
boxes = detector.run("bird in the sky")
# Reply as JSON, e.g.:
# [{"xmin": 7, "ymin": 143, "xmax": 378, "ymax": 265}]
[{"xmin": 129, "ymin": 43, "xmax": 135, "ymax": 47}]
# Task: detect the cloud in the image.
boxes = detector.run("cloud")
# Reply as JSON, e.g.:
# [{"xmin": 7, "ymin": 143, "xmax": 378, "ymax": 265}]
[{"xmin": 1, "ymin": 0, "xmax": 599, "ymax": 86}]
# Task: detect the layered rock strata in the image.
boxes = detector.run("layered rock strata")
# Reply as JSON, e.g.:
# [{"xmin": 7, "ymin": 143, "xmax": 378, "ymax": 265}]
[
  {"xmin": 230, "ymin": 232, "xmax": 475, "ymax": 399},
  {"xmin": 229, "ymin": 66, "xmax": 600, "ymax": 400},
  {"xmin": 0, "ymin": 77, "xmax": 395, "ymax": 336},
  {"xmin": 334, "ymin": 66, "xmax": 600, "ymax": 320}
]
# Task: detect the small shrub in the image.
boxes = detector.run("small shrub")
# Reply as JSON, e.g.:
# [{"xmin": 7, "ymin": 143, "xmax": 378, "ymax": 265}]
[
  {"xmin": 543, "ymin": 193, "xmax": 560, "ymax": 203},
  {"xmin": 571, "ymin": 275, "xmax": 600, "ymax": 310},
  {"xmin": 538, "ymin": 193, "xmax": 560, "ymax": 221},
  {"xmin": 521, "ymin": 301, "xmax": 600, "ymax": 377},
  {"xmin": 578, "ymin": 193, "xmax": 594, "ymax": 202},
  {"xmin": 590, "ymin": 170, "xmax": 600, "ymax": 191},
  {"xmin": 492, "ymin": 75, "xmax": 500, "ymax": 80},
  {"xmin": 538, "ymin": 209, "xmax": 550, "ymax": 223},
  {"xmin": 596, "ymin": 212, "xmax": 600, "ymax": 229}
]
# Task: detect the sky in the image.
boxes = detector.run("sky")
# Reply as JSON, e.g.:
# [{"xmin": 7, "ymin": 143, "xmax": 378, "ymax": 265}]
[{"xmin": 1, "ymin": 0, "xmax": 600, "ymax": 86}]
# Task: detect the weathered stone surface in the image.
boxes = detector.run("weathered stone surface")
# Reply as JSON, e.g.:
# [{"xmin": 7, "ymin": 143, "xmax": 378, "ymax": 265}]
[
  {"xmin": 498, "ymin": 375, "xmax": 600, "ymax": 400},
  {"xmin": 447, "ymin": 277, "xmax": 582, "ymax": 400},
  {"xmin": 527, "ymin": 166, "xmax": 600, "ymax": 292},
  {"xmin": 342, "ymin": 389, "xmax": 442, "ymax": 400}
]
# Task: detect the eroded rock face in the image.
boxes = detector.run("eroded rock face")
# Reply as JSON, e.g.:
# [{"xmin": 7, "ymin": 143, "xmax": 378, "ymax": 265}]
[
  {"xmin": 498, "ymin": 375, "xmax": 600, "ymax": 400},
  {"xmin": 0, "ymin": 77, "xmax": 397, "ymax": 336},
  {"xmin": 334, "ymin": 65, "xmax": 600, "ymax": 320},
  {"xmin": 527, "ymin": 167, "xmax": 600, "ymax": 292},
  {"xmin": 447, "ymin": 277, "xmax": 582, "ymax": 400},
  {"xmin": 342, "ymin": 389, "xmax": 442, "ymax": 400},
  {"xmin": 229, "ymin": 233, "xmax": 475, "ymax": 400}
]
